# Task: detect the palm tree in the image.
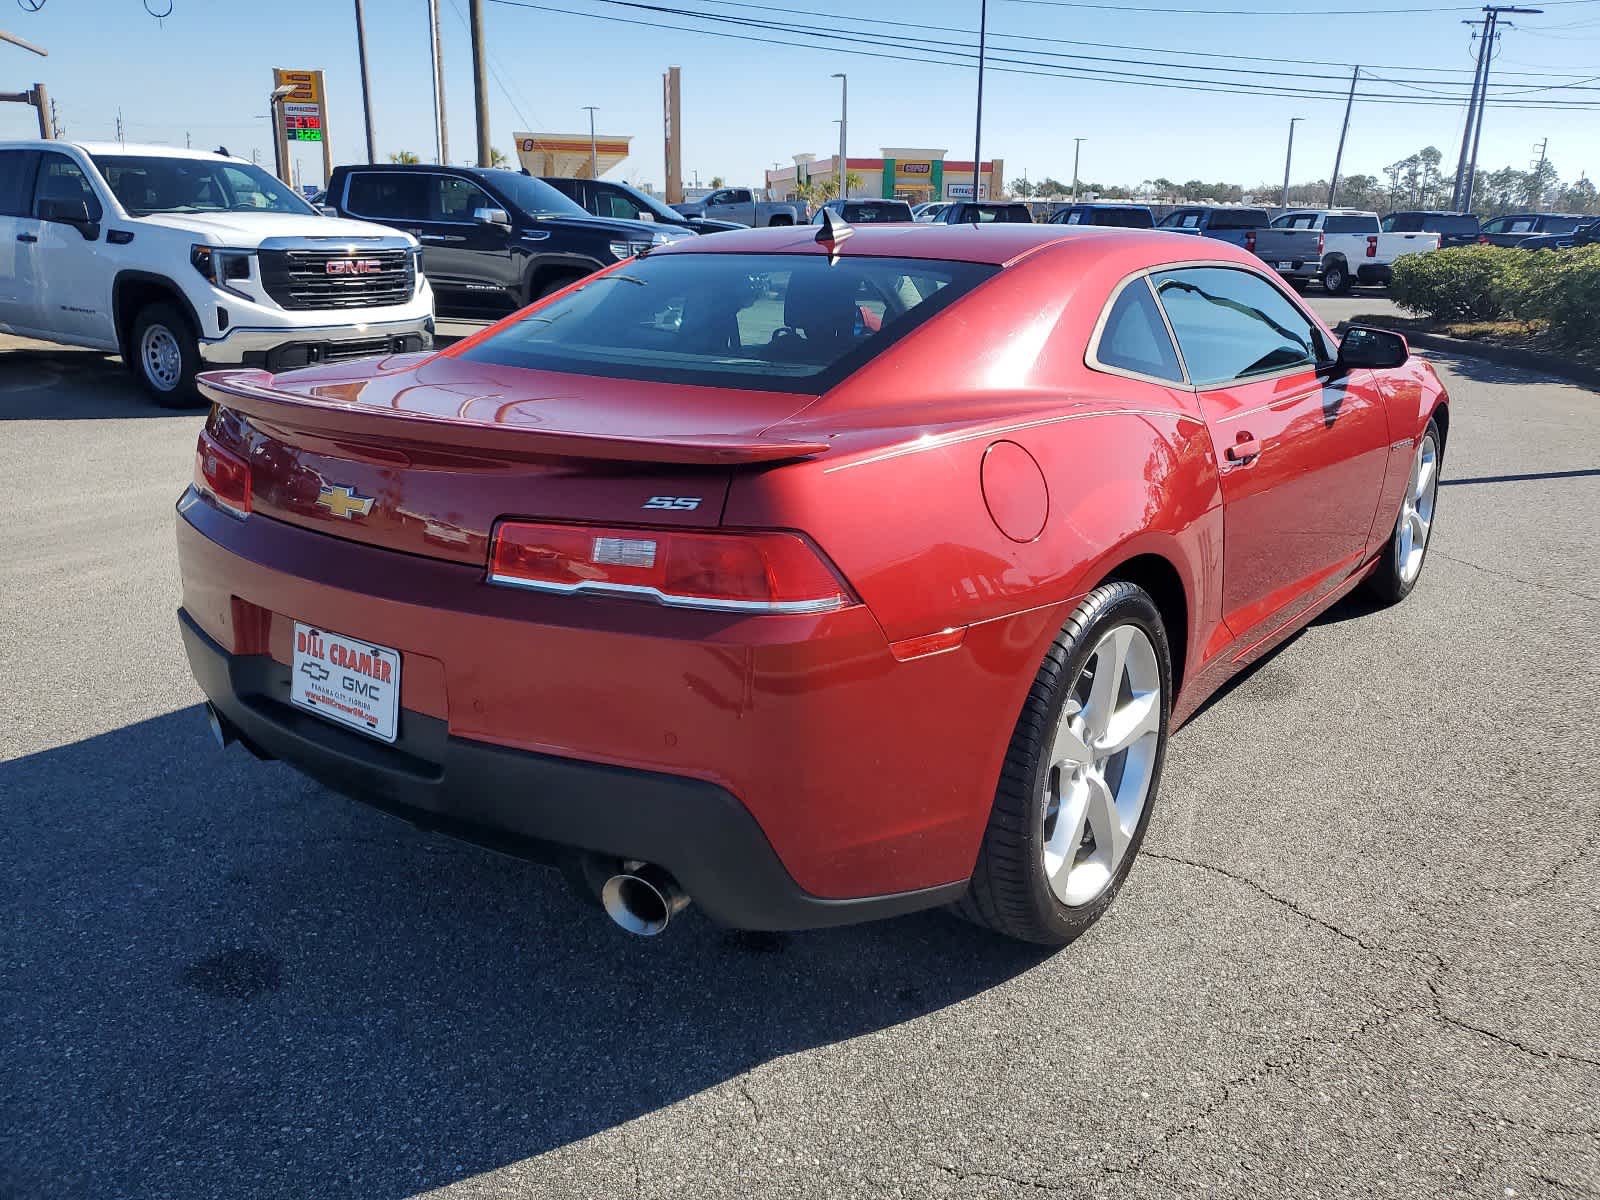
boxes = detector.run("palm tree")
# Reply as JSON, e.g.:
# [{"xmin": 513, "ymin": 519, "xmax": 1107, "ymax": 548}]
[
  {"xmin": 388, "ymin": 150, "xmax": 421, "ymax": 165},
  {"xmin": 488, "ymin": 147, "xmax": 510, "ymax": 168},
  {"xmin": 709, "ymin": 175, "xmax": 726, "ymax": 188}
]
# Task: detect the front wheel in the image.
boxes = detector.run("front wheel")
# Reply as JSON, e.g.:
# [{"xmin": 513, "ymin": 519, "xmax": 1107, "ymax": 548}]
[
  {"xmin": 955, "ymin": 582, "xmax": 1172, "ymax": 946},
  {"xmin": 130, "ymin": 303, "xmax": 204, "ymax": 408},
  {"xmin": 1365, "ymin": 418, "xmax": 1442, "ymax": 605}
]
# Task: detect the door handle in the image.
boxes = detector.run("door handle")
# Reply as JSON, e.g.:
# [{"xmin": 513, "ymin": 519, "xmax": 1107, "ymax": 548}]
[
  {"xmin": 16, "ymin": 233, "xmax": 37, "ymax": 243},
  {"xmin": 1225, "ymin": 435, "xmax": 1263, "ymax": 463}
]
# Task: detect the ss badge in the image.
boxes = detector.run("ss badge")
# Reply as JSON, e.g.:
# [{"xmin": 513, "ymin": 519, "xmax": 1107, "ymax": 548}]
[{"xmin": 642, "ymin": 496, "xmax": 702, "ymax": 511}]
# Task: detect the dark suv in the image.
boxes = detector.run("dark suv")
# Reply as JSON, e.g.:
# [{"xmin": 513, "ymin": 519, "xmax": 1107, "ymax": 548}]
[
  {"xmin": 934, "ymin": 201, "xmax": 1032, "ymax": 224},
  {"xmin": 1048, "ymin": 202, "xmax": 1155, "ymax": 229},
  {"xmin": 1382, "ymin": 210, "xmax": 1482, "ymax": 248},
  {"xmin": 325, "ymin": 164, "xmax": 693, "ymax": 315},
  {"xmin": 540, "ymin": 176, "xmax": 744, "ymax": 236}
]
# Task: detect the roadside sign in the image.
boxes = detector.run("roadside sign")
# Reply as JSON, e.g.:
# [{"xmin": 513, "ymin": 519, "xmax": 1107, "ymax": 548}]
[{"xmin": 273, "ymin": 67, "xmax": 332, "ymax": 179}]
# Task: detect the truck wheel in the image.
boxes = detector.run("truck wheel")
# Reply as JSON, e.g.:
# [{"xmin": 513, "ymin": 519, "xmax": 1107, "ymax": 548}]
[
  {"xmin": 130, "ymin": 303, "xmax": 204, "ymax": 408},
  {"xmin": 1323, "ymin": 260, "xmax": 1352, "ymax": 295},
  {"xmin": 767, "ymin": 215, "xmax": 794, "ymax": 227},
  {"xmin": 527, "ymin": 268, "xmax": 587, "ymax": 305}
]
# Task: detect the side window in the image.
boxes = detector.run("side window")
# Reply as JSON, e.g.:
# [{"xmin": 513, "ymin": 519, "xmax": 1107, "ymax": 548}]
[
  {"xmin": 1507, "ymin": 217, "xmax": 1536, "ymax": 233},
  {"xmin": 344, "ymin": 172, "xmax": 428, "ymax": 222},
  {"xmin": 0, "ymin": 149, "xmax": 39, "ymax": 217},
  {"xmin": 729, "ymin": 189, "xmax": 752, "ymax": 205},
  {"xmin": 1480, "ymin": 217, "xmax": 1504, "ymax": 234},
  {"xmin": 1094, "ymin": 277, "xmax": 1184, "ymax": 383},
  {"xmin": 1153, "ymin": 266, "xmax": 1325, "ymax": 388},
  {"xmin": 434, "ymin": 175, "xmax": 493, "ymax": 221},
  {"xmin": 34, "ymin": 153, "xmax": 102, "ymax": 221},
  {"xmin": 1178, "ymin": 211, "xmax": 1201, "ymax": 229},
  {"xmin": 600, "ymin": 192, "xmax": 643, "ymax": 221}
]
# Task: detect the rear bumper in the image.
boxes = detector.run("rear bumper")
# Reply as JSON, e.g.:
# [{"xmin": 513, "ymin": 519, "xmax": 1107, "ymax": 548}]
[{"xmin": 179, "ymin": 610, "xmax": 963, "ymax": 930}]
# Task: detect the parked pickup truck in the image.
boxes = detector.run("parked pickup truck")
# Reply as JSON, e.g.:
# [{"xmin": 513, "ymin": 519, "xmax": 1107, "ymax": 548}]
[
  {"xmin": 0, "ymin": 140, "xmax": 434, "ymax": 406},
  {"xmin": 541, "ymin": 176, "xmax": 744, "ymax": 235},
  {"xmin": 1268, "ymin": 209, "xmax": 1439, "ymax": 294},
  {"xmin": 671, "ymin": 187, "xmax": 803, "ymax": 227},
  {"xmin": 1155, "ymin": 206, "xmax": 1270, "ymax": 246},
  {"xmin": 1241, "ymin": 223, "xmax": 1325, "ymax": 286}
]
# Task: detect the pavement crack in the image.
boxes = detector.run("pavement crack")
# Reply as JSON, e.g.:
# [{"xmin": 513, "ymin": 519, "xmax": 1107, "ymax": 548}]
[
  {"xmin": 1430, "ymin": 550, "xmax": 1600, "ymax": 605},
  {"xmin": 1431, "ymin": 1010, "xmax": 1600, "ymax": 1071},
  {"xmin": 927, "ymin": 1162, "xmax": 1068, "ymax": 1194},
  {"xmin": 1142, "ymin": 851, "xmax": 1392, "ymax": 956},
  {"xmin": 738, "ymin": 1077, "xmax": 763, "ymax": 1129}
]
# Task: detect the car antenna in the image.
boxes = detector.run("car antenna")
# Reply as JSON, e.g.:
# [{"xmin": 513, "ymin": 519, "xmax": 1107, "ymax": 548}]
[{"xmin": 814, "ymin": 207, "xmax": 854, "ymax": 265}]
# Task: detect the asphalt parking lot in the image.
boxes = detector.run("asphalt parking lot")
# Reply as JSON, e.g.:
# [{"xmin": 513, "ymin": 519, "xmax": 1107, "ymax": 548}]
[{"xmin": 2, "ymin": 299, "xmax": 1597, "ymax": 1199}]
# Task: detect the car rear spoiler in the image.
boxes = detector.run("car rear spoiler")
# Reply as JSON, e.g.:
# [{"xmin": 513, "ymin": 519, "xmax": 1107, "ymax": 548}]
[{"xmin": 197, "ymin": 370, "xmax": 830, "ymax": 466}]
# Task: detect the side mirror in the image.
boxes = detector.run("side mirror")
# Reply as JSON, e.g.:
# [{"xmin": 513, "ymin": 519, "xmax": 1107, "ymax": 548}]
[
  {"xmin": 472, "ymin": 206, "xmax": 511, "ymax": 227},
  {"xmin": 318, "ymin": 205, "xmax": 339, "ymax": 217},
  {"xmin": 38, "ymin": 196, "xmax": 101, "ymax": 240},
  {"xmin": 1337, "ymin": 325, "xmax": 1409, "ymax": 370}
]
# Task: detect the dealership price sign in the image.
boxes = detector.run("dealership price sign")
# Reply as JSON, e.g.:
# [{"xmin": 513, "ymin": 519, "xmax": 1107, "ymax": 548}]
[{"xmin": 273, "ymin": 68, "xmax": 331, "ymax": 161}]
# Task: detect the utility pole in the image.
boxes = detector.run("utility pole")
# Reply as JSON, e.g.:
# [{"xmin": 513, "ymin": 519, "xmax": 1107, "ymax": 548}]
[
  {"xmin": 1530, "ymin": 137, "xmax": 1549, "ymax": 209},
  {"xmin": 50, "ymin": 96, "xmax": 61, "ymax": 138},
  {"xmin": 1281, "ymin": 117, "xmax": 1304, "ymax": 208},
  {"xmin": 353, "ymin": 0, "xmax": 377, "ymax": 162},
  {"xmin": 1071, "ymin": 137, "xmax": 1085, "ymax": 200},
  {"xmin": 582, "ymin": 105, "xmax": 599, "ymax": 178},
  {"xmin": 1461, "ymin": 5, "xmax": 1542, "ymax": 212},
  {"xmin": 972, "ymin": 0, "xmax": 987, "ymax": 203},
  {"xmin": 1328, "ymin": 66, "xmax": 1360, "ymax": 207},
  {"xmin": 428, "ymin": 0, "xmax": 449, "ymax": 164},
  {"xmin": 1452, "ymin": 18, "xmax": 1491, "ymax": 209},
  {"xmin": 469, "ymin": 0, "xmax": 492, "ymax": 167},
  {"xmin": 831, "ymin": 73, "xmax": 847, "ymax": 199},
  {"xmin": 116, "ymin": 107, "xmax": 124, "ymax": 146}
]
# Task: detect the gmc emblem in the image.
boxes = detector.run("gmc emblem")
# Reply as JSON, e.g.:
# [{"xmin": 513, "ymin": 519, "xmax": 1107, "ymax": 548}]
[{"xmin": 326, "ymin": 259, "xmax": 382, "ymax": 275}]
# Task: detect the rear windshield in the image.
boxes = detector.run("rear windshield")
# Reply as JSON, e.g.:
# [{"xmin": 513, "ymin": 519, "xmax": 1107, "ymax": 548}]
[
  {"xmin": 1207, "ymin": 208, "xmax": 1269, "ymax": 230},
  {"xmin": 459, "ymin": 252, "xmax": 997, "ymax": 393},
  {"xmin": 841, "ymin": 201, "xmax": 913, "ymax": 222},
  {"xmin": 1324, "ymin": 215, "xmax": 1379, "ymax": 234},
  {"xmin": 1078, "ymin": 207, "xmax": 1154, "ymax": 228}
]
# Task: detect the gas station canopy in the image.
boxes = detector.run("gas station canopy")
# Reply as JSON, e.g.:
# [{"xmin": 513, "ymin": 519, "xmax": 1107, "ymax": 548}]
[{"xmin": 513, "ymin": 131, "xmax": 631, "ymax": 179}]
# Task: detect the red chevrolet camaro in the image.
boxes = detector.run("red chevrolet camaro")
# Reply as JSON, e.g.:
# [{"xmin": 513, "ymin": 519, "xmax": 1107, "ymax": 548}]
[{"xmin": 178, "ymin": 222, "xmax": 1446, "ymax": 945}]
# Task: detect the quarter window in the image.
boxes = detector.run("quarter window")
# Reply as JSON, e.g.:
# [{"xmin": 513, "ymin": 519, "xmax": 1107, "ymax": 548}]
[
  {"xmin": 344, "ymin": 171, "xmax": 429, "ymax": 222},
  {"xmin": 1152, "ymin": 267, "xmax": 1325, "ymax": 388},
  {"xmin": 1094, "ymin": 278, "xmax": 1184, "ymax": 383}
]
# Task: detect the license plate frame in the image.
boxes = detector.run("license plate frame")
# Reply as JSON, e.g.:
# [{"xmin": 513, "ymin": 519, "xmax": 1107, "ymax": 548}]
[{"xmin": 289, "ymin": 622, "xmax": 401, "ymax": 744}]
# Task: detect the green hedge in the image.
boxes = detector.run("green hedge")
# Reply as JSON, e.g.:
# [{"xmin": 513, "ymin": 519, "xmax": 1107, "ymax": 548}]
[{"xmin": 1389, "ymin": 244, "xmax": 1600, "ymax": 347}]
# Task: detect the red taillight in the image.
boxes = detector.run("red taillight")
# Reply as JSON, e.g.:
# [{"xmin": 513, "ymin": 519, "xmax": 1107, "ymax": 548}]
[
  {"xmin": 194, "ymin": 429, "xmax": 251, "ymax": 518},
  {"xmin": 1479, "ymin": 234, "xmax": 1489, "ymax": 244},
  {"xmin": 1245, "ymin": 231, "xmax": 1256, "ymax": 253},
  {"xmin": 1366, "ymin": 235, "xmax": 1378, "ymax": 258},
  {"xmin": 489, "ymin": 520, "xmax": 856, "ymax": 614},
  {"xmin": 1317, "ymin": 232, "xmax": 1325, "ymax": 256}
]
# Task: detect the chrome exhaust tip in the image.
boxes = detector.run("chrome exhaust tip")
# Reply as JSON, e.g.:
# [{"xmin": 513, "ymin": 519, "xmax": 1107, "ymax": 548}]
[
  {"xmin": 601, "ymin": 862, "xmax": 691, "ymax": 936},
  {"xmin": 205, "ymin": 703, "xmax": 234, "ymax": 750}
]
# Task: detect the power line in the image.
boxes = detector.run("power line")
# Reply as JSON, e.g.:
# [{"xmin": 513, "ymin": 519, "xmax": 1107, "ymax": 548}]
[
  {"xmin": 999, "ymin": 0, "xmax": 1600, "ymax": 12},
  {"xmin": 487, "ymin": 0, "xmax": 1600, "ymax": 107}
]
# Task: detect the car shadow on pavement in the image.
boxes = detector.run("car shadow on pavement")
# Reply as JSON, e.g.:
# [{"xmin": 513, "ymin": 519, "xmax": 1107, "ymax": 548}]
[
  {"xmin": 0, "ymin": 346, "xmax": 198, "ymax": 419},
  {"xmin": 1, "ymin": 707, "xmax": 1048, "ymax": 1200}
]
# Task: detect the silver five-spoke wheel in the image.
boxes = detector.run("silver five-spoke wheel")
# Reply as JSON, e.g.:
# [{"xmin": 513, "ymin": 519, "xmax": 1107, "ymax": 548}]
[
  {"xmin": 1397, "ymin": 431, "xmax": 1439, "ymax": 585},
  {"xmin": 1041, "ymin": 623, "xmax": 1162, "ymax": 907},
  {"xmin": 140, "ymin": 323, "xmax": 183, "ymax": 393}
]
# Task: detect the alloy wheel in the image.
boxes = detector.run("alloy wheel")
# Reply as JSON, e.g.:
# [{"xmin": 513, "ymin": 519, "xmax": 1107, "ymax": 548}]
[
  {"xmin": 1040, "ymin": 623, "xmax": 1162, "ymax": 907},
  {"xmin": 140, "ymin": 324, "xmax": 182, "ymax": 392},
  {"xmin": 1397, "ymin": 432, "xmax": 1439, "ymax": 585}
]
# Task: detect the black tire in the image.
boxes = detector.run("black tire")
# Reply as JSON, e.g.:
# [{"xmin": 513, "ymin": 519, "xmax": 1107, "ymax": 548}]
[
  {"xmin": 955, "ymin": 582, "xmax": 1173, "ymax": 946},
  {"xmin": 767, "ymin": 215, "xmax": 794, "ymax": 227},
  {"xmin": 1364, "ymin": 417, "xmax": 1443, "ymax": 606},
  {"xmin": 1323, "ymin": 259, "xmax": 1352, "ymax": 295},
  {"xmin": 129, "ymin": 303, "xmax": 204, "ymax": 408}
]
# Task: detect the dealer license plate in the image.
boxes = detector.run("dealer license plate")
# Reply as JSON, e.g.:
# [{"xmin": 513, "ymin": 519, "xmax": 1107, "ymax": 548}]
[
  {"xmin": 289, "ymin": 622, "xmax": 401, "ymax": 743},
  {"xmin": 1277, "ymin": 260, "xmax": 1295, "ymax": 270}
]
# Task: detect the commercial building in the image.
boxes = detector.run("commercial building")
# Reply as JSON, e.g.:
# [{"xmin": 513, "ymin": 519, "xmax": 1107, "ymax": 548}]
[
  {"xmin": 513, "ymin": 131, "xmax": 631, "ymax": 178},
  {"xmin": 765, "ymin": 147, "xmax": 1006, "ymax": 204}
]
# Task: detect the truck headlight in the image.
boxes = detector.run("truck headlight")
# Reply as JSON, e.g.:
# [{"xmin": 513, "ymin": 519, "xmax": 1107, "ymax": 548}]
[
  {"xmin": 608, "ymin": 240, "xmax": 652, "ymax": 260},
  {"xmin": 191, "ymin": 245, "xmax": 252, "ymax": 295}
]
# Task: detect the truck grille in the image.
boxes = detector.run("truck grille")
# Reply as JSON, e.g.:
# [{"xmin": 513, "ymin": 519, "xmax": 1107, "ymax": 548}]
[{"xmin": 258, "ymin": 248, "xmax": 415, "ymax": 311}]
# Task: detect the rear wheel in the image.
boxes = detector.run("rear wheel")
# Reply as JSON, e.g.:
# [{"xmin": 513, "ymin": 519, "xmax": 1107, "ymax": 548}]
[
  {"xmin": 1323, "ymin": 259, "xmax": 1352, "ymax": 295},
  {"xmin": 130, "ymin": 303, "xmax": 203, "ymax": 408},
  {"xmin": 956, "ymin": 582, "xmax": 1172, "ymax": 946},
  {"xmin": 1365, "ymin": 419, "xmax": 1442, "ymax": 605}
]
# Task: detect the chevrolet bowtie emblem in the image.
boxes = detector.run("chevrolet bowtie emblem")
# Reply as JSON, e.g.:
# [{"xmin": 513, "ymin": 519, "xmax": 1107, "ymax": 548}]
[{"xmin": 315, "ymin": 484, "xmax": 375, "ymax": 520}]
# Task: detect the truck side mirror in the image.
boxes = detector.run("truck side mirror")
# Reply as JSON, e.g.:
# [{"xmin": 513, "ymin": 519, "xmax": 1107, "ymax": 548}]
[
  {"xmin": 472, "ymin": 206, "xmax": 511, "ymax": 227},
  {"xmin": 37, "ymin": 196, "xmax": 101, "ymax": 241}
]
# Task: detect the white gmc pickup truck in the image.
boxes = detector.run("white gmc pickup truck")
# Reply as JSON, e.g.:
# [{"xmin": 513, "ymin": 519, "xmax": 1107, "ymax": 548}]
[
  {"xmin": 1269, "ymin": 209, "xmax": 1439, "ymax": 294},
  {"xmin": 0, "ymin": 141, "xmax": 434, "ymax": 405}
]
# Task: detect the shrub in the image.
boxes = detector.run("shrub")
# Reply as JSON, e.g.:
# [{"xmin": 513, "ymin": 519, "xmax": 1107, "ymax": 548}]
[
  {"xmin": 1388, "ymin": 245, "xmax": 1524, "ymax": 322},
  {"xmin": 1512, "ymin": 245, "xmax": 1600, "ymax": 349}
]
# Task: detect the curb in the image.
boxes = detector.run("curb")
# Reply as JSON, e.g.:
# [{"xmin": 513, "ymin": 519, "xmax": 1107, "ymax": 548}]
[{"xmin": 1335, "ymin": 319, "xmax": 1600, "ymax": 391}]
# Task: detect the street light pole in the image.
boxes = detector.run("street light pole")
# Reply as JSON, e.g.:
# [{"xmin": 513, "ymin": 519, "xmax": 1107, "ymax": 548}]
[
  {"xmin": 830, "ymin": 73, "xmax": 847, "ymax": 199},
  {"xmin": 582, "ymin": 106, "xmax": 599, "ymax": 178},
  {"xmin": 972, "ymin": 0, "xmax": 988, "ymax": 204},
  {"xmin": 1281, "ymin": 117, "xmax": 1304, "ymax": 208},
  {"xmin": 1071, "ymin": 137, "xmax": 1085, "ymax": 201},
  {"xmin": 269, "ymin": 84, "xmax": 295, "ymax": 185}
]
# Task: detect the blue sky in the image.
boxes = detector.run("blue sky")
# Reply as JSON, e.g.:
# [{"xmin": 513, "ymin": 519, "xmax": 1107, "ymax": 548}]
[{"xmin": 2, "ymin": 0, "xmax": 1596, "ymax": 192}]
